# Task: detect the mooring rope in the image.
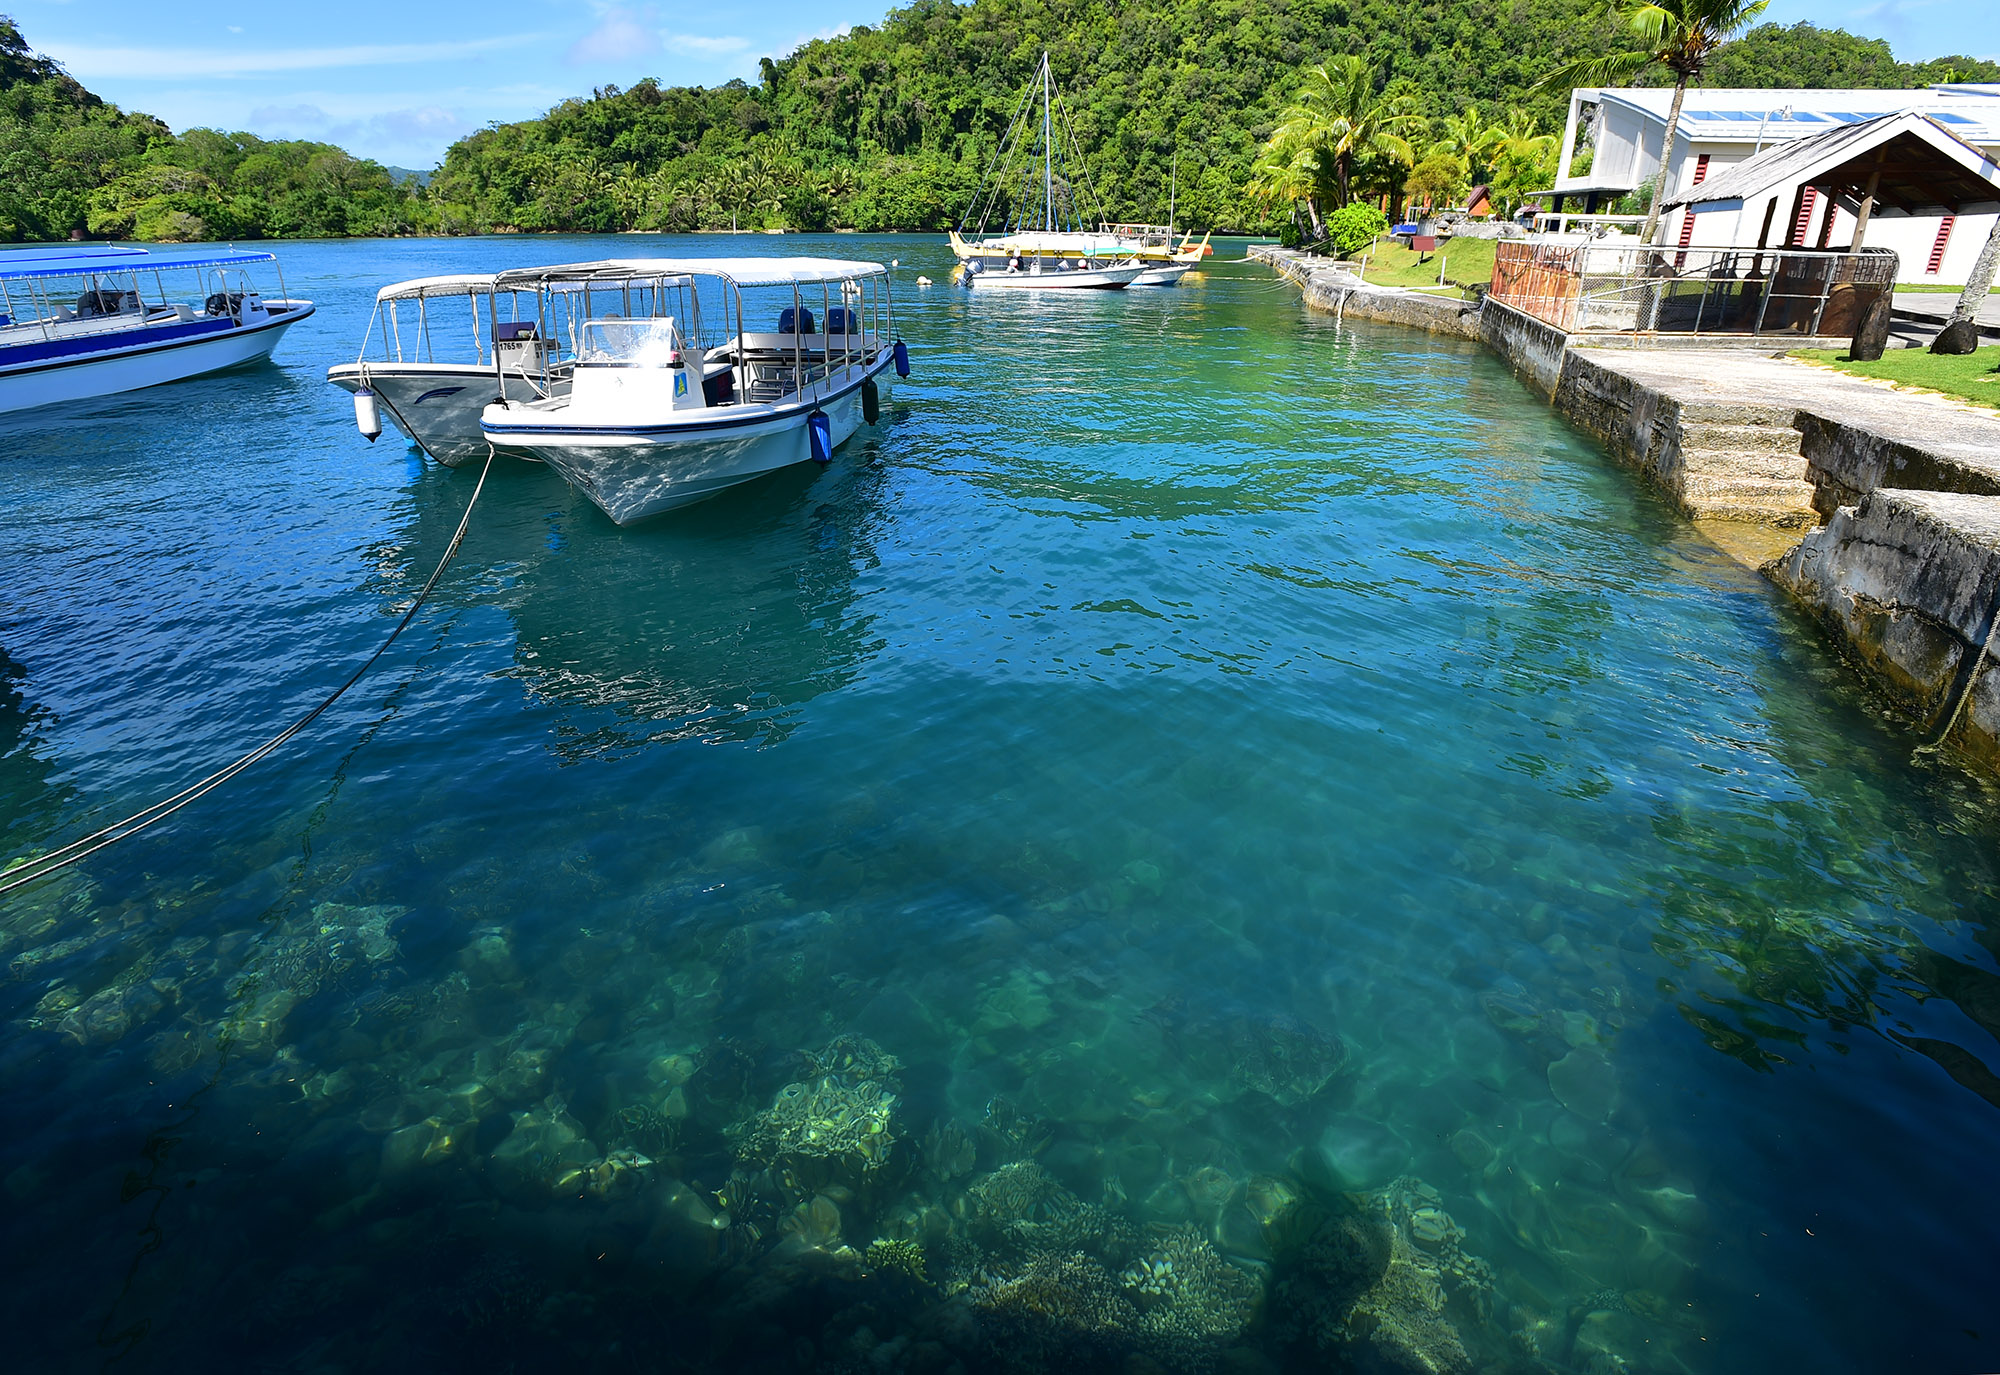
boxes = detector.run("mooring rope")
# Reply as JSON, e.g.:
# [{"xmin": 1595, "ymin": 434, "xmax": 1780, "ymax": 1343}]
[
  {"xmin": 1915, "ymin": 589, "xmax": 2000, "ymax": 757},
  {"xmin": 0, "ymin": 452, "xmax": 496, "ymax": 897}
]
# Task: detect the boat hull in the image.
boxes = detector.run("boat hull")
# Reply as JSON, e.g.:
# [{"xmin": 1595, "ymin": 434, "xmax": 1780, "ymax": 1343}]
[
  {"xmin": 0, "ymin": 305, "xmax": 313, "ymax": 415},
  {"xmin": 1128, "ymin": 263, "xmax": 1195, "ymax": 288},
  {"xmin": 327, "ymin": 363, "xmax": 555, "ymax": 467},
  {"xmin": 482, "ymin": 355, "xmax": 894, "ymax": 525},
  {"xmin": 964, "ymin": 263, "xmax": 1145, "ymax": 289}
]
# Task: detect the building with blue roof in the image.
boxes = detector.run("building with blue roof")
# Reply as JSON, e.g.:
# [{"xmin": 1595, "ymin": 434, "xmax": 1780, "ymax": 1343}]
[{"xmin": 1546, "ymin": 84, "xmax": 2000, "ymax": 280}]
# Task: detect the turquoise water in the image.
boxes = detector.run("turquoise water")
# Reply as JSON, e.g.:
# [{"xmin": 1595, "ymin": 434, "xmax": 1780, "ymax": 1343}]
[{"xmin": 2, "ymin": 235, "xmax": 1998, "ymax": 1374}]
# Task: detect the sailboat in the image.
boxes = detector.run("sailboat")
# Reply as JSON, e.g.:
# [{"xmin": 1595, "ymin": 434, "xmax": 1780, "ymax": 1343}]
[{"xmin": 949, "ymin": 53, "xmax": 1209, "ymax": 290}]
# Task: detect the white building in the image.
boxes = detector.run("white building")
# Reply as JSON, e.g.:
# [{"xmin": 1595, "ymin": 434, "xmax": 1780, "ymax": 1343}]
[{"xmin": 1549, "ymin": 84, "xmax": 2000, "ymax": 280}]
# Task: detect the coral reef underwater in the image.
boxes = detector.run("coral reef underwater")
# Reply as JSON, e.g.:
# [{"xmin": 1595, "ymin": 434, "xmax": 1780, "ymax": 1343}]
[{"xmin": 0, "ymin": 834, "xmax": 1725, "ymax": 1375}]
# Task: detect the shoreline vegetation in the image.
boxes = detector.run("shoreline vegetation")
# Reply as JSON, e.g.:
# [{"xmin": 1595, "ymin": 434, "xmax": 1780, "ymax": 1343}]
[{"xmin": 5, "ymin": 5, "xmax": 1998, "ymax": 245}]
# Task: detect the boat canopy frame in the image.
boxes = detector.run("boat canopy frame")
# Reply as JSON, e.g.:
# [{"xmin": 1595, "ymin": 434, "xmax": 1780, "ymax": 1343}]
[
  {"xmin": 486, "ymin": 257, "xmax": 895, "ymax": 412},
  {"xmin": 0, "ymin": 246, "xmax": 292, "ymax": 346}
]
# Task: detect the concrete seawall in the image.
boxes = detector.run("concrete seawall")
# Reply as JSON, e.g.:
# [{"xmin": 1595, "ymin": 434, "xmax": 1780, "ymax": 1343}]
[
  {"xmin": 1775, "ymin": 491, "xmax": 2000, "ymax": 761},
  {"xmin": 1250, "ymin": 245, "xmax": 1480, "ymax": 340},
  {"xmin": 1255, "ymin": 243, "xmax": 2000, "ymax": 766}
]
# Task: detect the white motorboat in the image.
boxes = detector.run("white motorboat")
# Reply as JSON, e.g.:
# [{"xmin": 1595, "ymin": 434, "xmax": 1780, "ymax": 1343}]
[
  {"xmin": 479, "ymin": 257, "xmax": 904, "ymax": 525},
  {"xmin": 961, "ymin": 255, "xmax": 1148, "ymax": 290},
  {"xmin": 1128, "ymin": 261, "xmax": 1197, "ymax": 288},
  {"xmin": 330, "ymin": 264, "xmax": 748, "ymax": 466},
  {"xmin": 0, "ymin": 244, "xmax": 312, "ymax": 414},
  {"xmin": 327, "ymin": 273, "xmax": 554, "ymax": 466}
]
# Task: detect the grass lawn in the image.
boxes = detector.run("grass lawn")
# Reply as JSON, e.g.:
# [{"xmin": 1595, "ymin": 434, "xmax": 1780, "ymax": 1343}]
[
  {"xmin": 1894, "ymin": 285, "xmax": 2000, "ymax": 294},
  {"xmin": 1346, "ymin": 234, "xmax": 1497, "ymax": 294},
  {"xmin": 1791, "ymin": 344, "xmax": 2000, "ymax": 410}
]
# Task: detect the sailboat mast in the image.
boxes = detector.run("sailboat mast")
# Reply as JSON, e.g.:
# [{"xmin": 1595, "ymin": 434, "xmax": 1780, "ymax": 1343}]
[
  {"xmin": 1169, "ymin": 149, "xmax": 1178, "ymax": 236},
  {"xmin": 1042, "ymin": 53, "xmax": 1053, "ymax": 233}
]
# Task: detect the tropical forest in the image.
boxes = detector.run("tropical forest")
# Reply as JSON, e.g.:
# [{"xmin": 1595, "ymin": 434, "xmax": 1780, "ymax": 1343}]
[{"xmin": 2, "ymin": 1, "xmax": 1995, "ymax": 243}]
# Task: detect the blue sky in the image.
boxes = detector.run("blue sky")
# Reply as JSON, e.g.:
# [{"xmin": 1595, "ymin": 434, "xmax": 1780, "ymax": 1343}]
[{"xmin": 13, "ymin": 0, "xmax": 2000, "ymax": 170}]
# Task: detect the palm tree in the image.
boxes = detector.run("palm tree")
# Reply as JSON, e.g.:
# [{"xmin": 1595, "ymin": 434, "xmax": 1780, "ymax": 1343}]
[
  {"xmin": 1264, "ymin": 57, "xmax": 1419, "ymax": 214},
  {"xmin": 1427, "ymin": 109, "xmax": 1498, "ymax": 184},
  {"xmin": 610, "ymin": 174, "xmax": 651, "ymax": 231},
  {"xmin": 1933, "ymin": 217, "xmax": 2000, "ymax": 354},
  {"xmin": 1539, "ymin": 0, "xmax": 1769, "ymax": 243},
  {"xmin": 1247, "ymin": 137, "xmax": 1324, "ymax": 241},
  {"xmin": 1483, "ymin": 110, "xmax": 1559, "ymax": 216},
  {"xmin": 1488, "ymin": 110, "xmax": 1555, "ymax": 164}
]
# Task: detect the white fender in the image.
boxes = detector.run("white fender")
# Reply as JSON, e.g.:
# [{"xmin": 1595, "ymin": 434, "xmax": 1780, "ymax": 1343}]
[{"xmin": 354, "ymin": 387, "xmax": 382, "ymax": 442}]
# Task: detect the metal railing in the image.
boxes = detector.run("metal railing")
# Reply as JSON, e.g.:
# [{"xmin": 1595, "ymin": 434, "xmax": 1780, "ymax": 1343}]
[
  {"xmin": 1489, "ymin": 240, "xmax": 1899, "ymax": 337},
  {"xmin": 1528, "ymin": 212, "xmax": 1646, "ymax": 235}
]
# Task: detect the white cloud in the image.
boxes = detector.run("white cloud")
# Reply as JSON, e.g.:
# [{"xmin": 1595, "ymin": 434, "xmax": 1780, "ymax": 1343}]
[
  {"xmin": 239, "ymin": 101, "xmax": 477, "ymax": 167},
  {"xmin": 762, "ymin": 25, "xmax": 851, "ymax": 62},
  {"xmin": 41, "ymin": 32, "xmax": 550, "ymax": 80},
  {"xmin": 568, "ymin": 9, "xmax": 662, "ymax": 64},
  {"xmin": 673, "ymin": 34, "xmax": 752, "ymax": 56}
]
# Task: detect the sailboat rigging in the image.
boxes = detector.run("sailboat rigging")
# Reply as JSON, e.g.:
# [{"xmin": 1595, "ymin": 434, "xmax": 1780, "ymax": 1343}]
[{"xmin": 950, "ymin": 51, "xmax": 1209, "ymax": 290}]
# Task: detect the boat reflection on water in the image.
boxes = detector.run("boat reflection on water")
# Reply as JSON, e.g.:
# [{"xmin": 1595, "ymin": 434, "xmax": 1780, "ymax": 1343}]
[{"xmin": 390, "ymin": 445, "xmax": 891, "ymax": 759}]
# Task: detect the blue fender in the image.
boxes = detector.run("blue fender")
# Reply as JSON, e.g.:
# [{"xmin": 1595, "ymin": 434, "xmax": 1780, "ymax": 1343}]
[
  {"xmin": 893, "ymin": 339, "xmax": 910, "ymax": 377},
  {"xmin": 808, "ymin": 410, "xmax": 833, "ymax": 465}
]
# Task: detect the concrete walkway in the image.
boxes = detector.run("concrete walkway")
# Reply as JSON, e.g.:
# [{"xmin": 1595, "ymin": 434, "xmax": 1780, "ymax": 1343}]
[
  {"xmin": 1890, "ymin": 290, "xmax": 2000, "ymax": 347},
  {"xmin": 1891, "ymin": 291, "xmax": 2000, "ymax": 327},
  {"xmin": 1581, "ymin": 349, "xmax": 2000, "ymax": 485}
]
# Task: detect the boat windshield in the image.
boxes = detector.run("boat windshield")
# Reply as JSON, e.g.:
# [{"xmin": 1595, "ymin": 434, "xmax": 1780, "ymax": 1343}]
[{"xmin": 579, "ymin": 317, "xmax": 684, "ymax": 367}]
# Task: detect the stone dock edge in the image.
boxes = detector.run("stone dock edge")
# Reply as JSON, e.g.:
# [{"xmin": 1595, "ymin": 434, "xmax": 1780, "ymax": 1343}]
[{"xmin": 1248, "ymin": 244, "xmax": 2000, "ymax": 767}]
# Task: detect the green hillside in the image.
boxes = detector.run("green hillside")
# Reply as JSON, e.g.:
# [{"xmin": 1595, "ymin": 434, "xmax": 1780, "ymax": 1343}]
[
  {"xmin": 4, "ymin": 4, "xmax": 1996, "ymax": 242},
  {"xmin": 0, "ymin": 14, "xmax": 426, "ymax": 241},
  {"xmin": 428, "ymin": 1, "xmax": 2000, "ymax": 234}
]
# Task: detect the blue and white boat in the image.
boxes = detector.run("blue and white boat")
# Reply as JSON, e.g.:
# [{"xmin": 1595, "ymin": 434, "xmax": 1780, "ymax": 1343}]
[{"xmin": 0, "ymin": 244, "xmax": 313, "ymax": 414}]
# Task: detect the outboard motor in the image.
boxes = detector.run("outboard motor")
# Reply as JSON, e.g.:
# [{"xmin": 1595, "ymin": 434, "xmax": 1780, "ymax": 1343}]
[{"xmin": 354, "ymin": 387, "xmax": 382, "ymax": 442}]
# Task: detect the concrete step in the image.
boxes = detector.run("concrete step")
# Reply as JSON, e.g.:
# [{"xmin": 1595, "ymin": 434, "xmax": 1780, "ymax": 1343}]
[
  {"xmin": 1678, "ymin": 421, "xmax": 1805, "ymax": 456},
  {"xmin": 1679, "ymin": 446, "xmax": 1811, "ymax": 482},
  {"xmin": 1679, "ymin": 474, "xmax": 1818, "ymax": 526},
  {"xmin": 1679, "ymin": 400, "xmax": 1801, "ymax": 427}
]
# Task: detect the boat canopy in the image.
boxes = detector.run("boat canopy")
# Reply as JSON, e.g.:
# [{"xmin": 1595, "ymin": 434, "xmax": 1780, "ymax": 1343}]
[
  {"xmin": 0, "ymin": 245, "xmax": 279, "ymax": 282},
  {"xmin": 375, "ymin": 273, "xmax": 501, "ymax": 303},
  {"xmin": 493, "ymin": 257, "xmax": 888, "ymax": 290},
  {"xmin": 959, "ymin": 231, "xmax": 1136, "ymax": 253}
]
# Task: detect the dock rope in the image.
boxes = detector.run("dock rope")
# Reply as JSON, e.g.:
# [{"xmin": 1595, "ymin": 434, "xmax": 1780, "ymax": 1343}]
[
  {"xmin": 1915, "ymin": 597, "xmax": 2000, "ymax": 757},
  {"xmin": 0, "ymin": 452, "xmax": 495, "ymax": 897}
]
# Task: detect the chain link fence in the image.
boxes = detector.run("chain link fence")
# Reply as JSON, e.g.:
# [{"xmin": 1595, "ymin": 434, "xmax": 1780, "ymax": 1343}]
[{"xmin": 1490, "ymin": 240, "xmax": 1898, "ymax": 337}]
